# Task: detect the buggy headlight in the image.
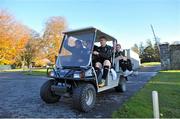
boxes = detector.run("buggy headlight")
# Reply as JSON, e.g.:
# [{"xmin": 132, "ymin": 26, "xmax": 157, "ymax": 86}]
[
  {"xmin": 49, "ymin": 71, "xmax": 55, "ymax": 77},
  {"xmin": 73, "ymin": 71, "xmax": 85, "ymax": 79},
  {"xmin": 73, "ymin": 73, "xmax": 80, "ymax": 78}
]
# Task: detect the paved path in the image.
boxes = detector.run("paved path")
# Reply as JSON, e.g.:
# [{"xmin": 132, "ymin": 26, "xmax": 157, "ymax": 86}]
[{"xmin": 0, "ymin": 65, "xmax": 161, "ymax": 118}]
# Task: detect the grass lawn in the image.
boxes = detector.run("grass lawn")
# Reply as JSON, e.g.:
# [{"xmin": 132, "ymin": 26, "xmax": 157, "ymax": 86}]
[
  {"xmin": 0, "ymin": 68, "xmax": 25, "ymax": 72},
  {"xmin": 112, "ymin": 70, "xmax": 180, "ymax": 118},
  {"xmin": 141, "ymin": 62, "xmax": 161, "ymax": 67},
  {"xmin": 0, "ymin": 68, "xmax": 48, "ymax": 76},
  {"xmin": 23, "ymin": 68, "xmax": 47, "ymax": 76}
]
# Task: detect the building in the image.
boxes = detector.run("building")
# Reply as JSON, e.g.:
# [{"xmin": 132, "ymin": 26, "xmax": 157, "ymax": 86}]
[{"xmin": 125, "ymin": 49, "xmax": 141, "ymax": 70}]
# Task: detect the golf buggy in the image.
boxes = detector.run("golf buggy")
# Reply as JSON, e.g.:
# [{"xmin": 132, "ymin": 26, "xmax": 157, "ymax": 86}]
[{"xmin": 40, "ymin": 27, "xmax": 127, "ymax": 112}]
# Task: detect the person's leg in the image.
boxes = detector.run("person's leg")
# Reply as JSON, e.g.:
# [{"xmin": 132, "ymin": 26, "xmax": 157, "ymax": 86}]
[
  {"xmin": 127, "ymin": 59, "xmax": 133, "ymax": 71},
  {"xmin": 95, "ymin": 62, "xmax": 103, "ymax": 83},
  {"xmin": 119, "ymin": 59, "xmax": 133, "ymax": 77},
  {"xmin": 114, "ymin": 56, "xmax": 123, "ymax": 71},
  {"xmin": 119, "ymin": 59, "xmax": 127, "ymax": 71},
  {"xmin": 114, "ymin": 58, "xmax": 120, "ymax": 72},
  {"xmin": 102, "ymin": 60, "xmax": 111, "ymax": 80}
]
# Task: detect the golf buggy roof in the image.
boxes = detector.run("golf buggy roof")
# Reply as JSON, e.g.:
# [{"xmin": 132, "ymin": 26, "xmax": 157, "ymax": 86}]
[{"xmin": 63, "ymin": 27, "xmax": 117, "ymax": 42}]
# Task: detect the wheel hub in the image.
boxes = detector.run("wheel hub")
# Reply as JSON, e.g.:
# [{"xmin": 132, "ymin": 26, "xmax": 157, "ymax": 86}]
[{"xmin": 85, "ymin": 89, "xmax": 93, "ymax": 106}]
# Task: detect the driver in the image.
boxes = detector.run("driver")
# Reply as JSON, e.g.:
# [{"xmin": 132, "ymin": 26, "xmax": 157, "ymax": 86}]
[
  {"xmin": 64, "ymin": 38, "xmax": 87, "ymax": 65},
  {"xmin": 93, "ymin": 36, "xmax": 113, "ymax": 86}
]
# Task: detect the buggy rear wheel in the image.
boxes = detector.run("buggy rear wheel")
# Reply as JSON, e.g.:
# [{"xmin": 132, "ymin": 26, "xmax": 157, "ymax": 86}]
[
  {"xmin": 40, "ymin": 80, "xmax": 60, "ymax": 103},
  {"xmin": 72, "ymin": 83, "xmax": 96, "ymax": 112}
]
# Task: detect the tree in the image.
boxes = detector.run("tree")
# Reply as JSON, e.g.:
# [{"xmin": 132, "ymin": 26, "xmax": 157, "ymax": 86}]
[
  {"xmin": 131, "ymin": 43, "xmax": 139, "ymax": 54},
  {"xmin": 143, "ymin": 46, "xmax": 155, "ymax": 62},
  {"xmin": 43, "ymin": 16, "xmax": 67, "ymax": 63},
  {"xmin": 139, "ymin": 42, "xmax": 144, "ymax": 61},
  {"xmin": 0, "ymin": 10, "xmax": 30, "ymax": 65},
  {"xmin": 153, "ymin": 39, "xmax": 160, "ymax": 62},
  {"xmin": 141, "ymin": 40, "xmax": 154, "ymax": 62},
  {"xmin": 21, "ymin": 30, "xmax": 43, "ymax": 67},
  {"xmin": 138, "ymin": 39, "xmax": 160, "ymax": 63}
]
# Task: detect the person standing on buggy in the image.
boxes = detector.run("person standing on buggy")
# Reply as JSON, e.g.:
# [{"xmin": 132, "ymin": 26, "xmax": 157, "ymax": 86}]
[
  {"xmin": 93, "ymin": 36, "xmax": 113, "ymax": 86},
  {"xmin": 114, "ymin": 43, "xmax": 133, "ymax": 77}
]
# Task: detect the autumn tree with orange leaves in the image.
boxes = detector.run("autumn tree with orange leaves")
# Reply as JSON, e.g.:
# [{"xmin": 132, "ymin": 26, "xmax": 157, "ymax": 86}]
[
  {"xmin": 0, "ymin": 10, "xmax": 30, "ymax": 65},
  {"xmin": 0, "ymin": 10, "xmax": 68, "ymax": 67},
  {"xmin": 43, "ymin": 16, "xmax": 67, "ymax": 63},
  {"xmin": 20, "ymin": 30, "xmax": 44, "ymax": 67}
]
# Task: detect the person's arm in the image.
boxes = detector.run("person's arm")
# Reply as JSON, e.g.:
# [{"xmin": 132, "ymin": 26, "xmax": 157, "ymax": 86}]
[
  {"xmin": 64, "ymin": 38, "xmax": 73, "ymax": 51},
  {"xmin": 115, "ymin": 51, "xmax": 124, "ymax": 60},
  {"xmin": 122, "ymin": 50, "xmax": 125, "ymax": 57},
  {"xmin": 93, "ymin": 45, "xmax": 100, "ymax": 55}
]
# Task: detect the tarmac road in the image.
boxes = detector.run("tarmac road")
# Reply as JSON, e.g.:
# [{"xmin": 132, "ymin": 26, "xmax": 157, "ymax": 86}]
[{"xmin": 0, "ymin": 65, "xmax": 161, "ymax": 118}]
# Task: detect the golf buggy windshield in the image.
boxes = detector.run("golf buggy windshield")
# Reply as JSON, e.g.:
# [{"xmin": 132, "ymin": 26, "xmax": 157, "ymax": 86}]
[{"xmin": 57, "ymin": 31, "xmax": 94, "ymax": 67}]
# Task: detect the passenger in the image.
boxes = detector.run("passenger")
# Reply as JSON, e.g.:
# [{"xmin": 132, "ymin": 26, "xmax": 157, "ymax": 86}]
[
  {"xmin": 115, "ymin": 44, "xmax": 133, "ymax": 77},
  {"xmin": 93, "ymin": 36, "xmax": 113, "ymax": 86}
]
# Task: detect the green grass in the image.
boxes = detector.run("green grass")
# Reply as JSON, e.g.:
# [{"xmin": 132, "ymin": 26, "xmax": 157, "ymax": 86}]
[
  {"xmin": 141, "ymin": 62, "xmax": 161, "ymax": 67},
  {"xmin": 0, "ymin": 68, "xmax": 25, "ymax": 72},
  {"xmin": 112, "ymin": 70, "xmax": 180, "ymax": 118},
  {"xmin": 0, "ymin": 68, "xmax": 47, "ymax": 76},
  {"xmin": 23, "ymin": 68, "xmax": 47, "ymax": 76}
]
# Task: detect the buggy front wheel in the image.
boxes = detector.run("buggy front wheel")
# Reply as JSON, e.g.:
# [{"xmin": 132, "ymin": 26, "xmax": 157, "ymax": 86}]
[
  {"xmin": 72, "ymin": 83, "xmax": 96, "ymax": 112},
  {"xmin": 40, "ymin": 80, "xmax": 60, "ymax": 103}
]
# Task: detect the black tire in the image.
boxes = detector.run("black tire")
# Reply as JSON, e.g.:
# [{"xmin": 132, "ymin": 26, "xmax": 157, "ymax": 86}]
[
  {"xmin": 72, "ymin": 83, "xmax": 96, "ymax": 112},
  {"xmin": 115, "ymin": 77, "xmax": 127, "ymax": 92},
  {"xmin": 40, "ymin": 80, "xmax": 60, "ymax": 103}
]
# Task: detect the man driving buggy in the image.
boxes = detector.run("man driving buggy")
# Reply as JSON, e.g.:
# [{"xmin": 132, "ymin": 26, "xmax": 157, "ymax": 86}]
[
  {"xmin": 64, "ymin": 37, "xmax": 89, "ymax": 65},
  {"xmin": 93, "ymin": 36, "xmax": 113, "ymax": 87}
]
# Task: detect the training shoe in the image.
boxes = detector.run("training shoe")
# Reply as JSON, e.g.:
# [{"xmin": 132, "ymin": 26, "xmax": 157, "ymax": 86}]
[
  {"xmin": 123, "ymin": 70, "xmax": 133, "ymax": 77},
  {"xmin": 133, "ymin": 71, "xmax": 139, "ymax": 76},
  {"xmin": 98, "ymin": 79, "xmax": 105, "ymax": 87}
]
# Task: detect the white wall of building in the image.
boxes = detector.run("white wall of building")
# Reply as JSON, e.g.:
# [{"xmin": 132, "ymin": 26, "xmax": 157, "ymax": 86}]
[{"xmin": 125, "ymin": 49, "xmax": 141, "ymax": 70}]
